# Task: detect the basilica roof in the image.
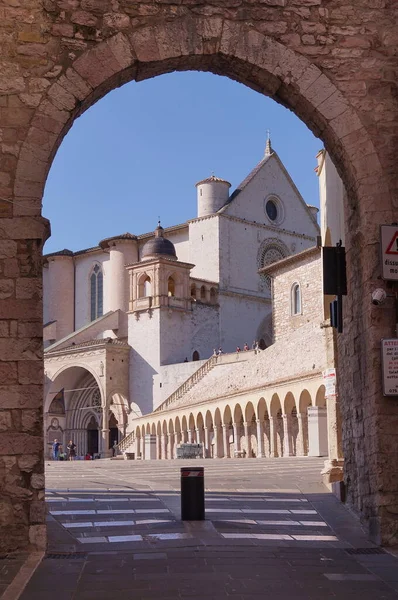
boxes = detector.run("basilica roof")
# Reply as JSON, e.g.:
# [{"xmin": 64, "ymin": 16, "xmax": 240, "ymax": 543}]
[
  {"xmin": 99, "ymin": 232, "xmax": 137, "ymax": 249},
  {"xmin": 141, "ymin": 223, "xmax": 177, "ymax": 261}
]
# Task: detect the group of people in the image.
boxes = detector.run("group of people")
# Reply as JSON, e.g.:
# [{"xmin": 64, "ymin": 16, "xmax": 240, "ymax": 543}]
[
  {"xmin": 212, "ymin": 341, "xmax": 263, "ymax": 357},
  {"xmin": 236, "ymin": 340, "xmax": 262, "ymax": 354},
  {"xmin": 52, "ymin": 439, "xmax": 76, "ymax": 461}
]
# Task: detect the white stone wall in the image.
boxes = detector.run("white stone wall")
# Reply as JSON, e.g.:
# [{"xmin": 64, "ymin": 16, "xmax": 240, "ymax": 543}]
[
  {"xmin": 272, "ymin": 252, "xmax": 323, "ymax": 341},
  {"xmin": 218, "ymin": 215, "xmax": 314, "ymax": 295},
  {"xmin": 47, "ymin": 256, "xmax": 74, "ymax": 340},
  {"xmin": 218, "ymin": 293, "xmax": 271, "ymax": 352},
  {"xmin": 129, "ymin": 309, "xmax": 161, "ymax": 416},
  {"xmin": 224, "ymin": 154, "xmax": 319, "ymax": 239},
  {"xmin": 153, "ymin": 359, "xmax": 207, "ymax": 409},
  {"xmin": 317, "ymin": 151, "xmax": 345, "ymax": 247},
  {"xmin": 188, "ymin": 216, "xmax": 220, "ymax": 282},
  {"xmin": 75, "ymin": 250, "xmax": 108, "ymax": 330}
]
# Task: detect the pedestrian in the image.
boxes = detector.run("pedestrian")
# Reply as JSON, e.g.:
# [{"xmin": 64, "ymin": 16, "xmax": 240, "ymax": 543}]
[
  {"xmin": 67, "ymin": 439, "xmax": 76, "ymax": 461},
  {"xmin": 243, "ymin": 343, "xmax": 249, "ymax": 351},
  {"xmin": 112, "ymin": 440, "xmax": 118, "ymax": 457},
  {"xmin": 236, "ymin": 346, "xmax": 241, "ymax": 353},
  {"xmin": 218, "ymin": 347, "xmax": 223, "ymax": 355},
  {"xmin": 254, "ymin": 341, "xmax": 259, "ymax": 354},
  {"xmin": 184, "ymin": 357, "xmax": 188, "ymax": 362},
  {"xmin": 52, "ymin": 438, "xmax": 60, "ymax": 461},
  {"xmin": 252, "ymin": 340, "xmax": 256, "ymax": 350},
  {"xmin": 212, "ymin": 348, "xmax": 218, "ymax": 357}
]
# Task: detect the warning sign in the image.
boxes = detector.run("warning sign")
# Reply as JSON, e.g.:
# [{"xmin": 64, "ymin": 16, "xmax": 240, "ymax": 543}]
[
  {"xmin": 380, "ymin": 225, "xmax": 398, "ymax": 280},
  {"xmin": 381, "ymin": 339, "xmax": 398, "ymax": 397}
]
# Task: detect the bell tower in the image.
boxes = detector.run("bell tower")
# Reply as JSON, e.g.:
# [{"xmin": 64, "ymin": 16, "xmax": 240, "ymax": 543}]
[{"xmin": 126, "ymin": 224, "xmax": 195, "ymax": 414}]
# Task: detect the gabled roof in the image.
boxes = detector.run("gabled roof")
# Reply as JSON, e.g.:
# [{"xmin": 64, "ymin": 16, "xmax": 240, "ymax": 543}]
[{"xmin": 223, "ymin": 154, "xmax": 273, "ymax": 207}]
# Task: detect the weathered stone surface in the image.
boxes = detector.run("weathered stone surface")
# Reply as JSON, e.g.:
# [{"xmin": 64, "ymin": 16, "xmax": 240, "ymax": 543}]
[{"xmin": 0, "ymin": 0, "xmax": 396, "ymax": 553}]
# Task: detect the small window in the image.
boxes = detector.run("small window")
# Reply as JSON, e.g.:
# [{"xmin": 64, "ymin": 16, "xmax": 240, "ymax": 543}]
[
  {"xmin": 266, "ymin": 199, "xmax": 278, "ymax": 221},
  {"xmin": 291, "ymin": 283, "xmax": 301, "ymax": 315}
]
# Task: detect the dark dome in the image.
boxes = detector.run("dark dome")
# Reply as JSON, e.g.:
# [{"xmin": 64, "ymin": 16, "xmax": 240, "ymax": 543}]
[{"xmin": 141, "ymin": 224, "xmax": 177, "ymax": 261}]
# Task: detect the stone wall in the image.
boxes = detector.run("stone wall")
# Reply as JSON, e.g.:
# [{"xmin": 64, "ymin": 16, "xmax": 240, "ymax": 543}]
[
  {"xmin": 0, "ymin": 0, "xmax": 397, "ymax": 550},
  {"xmin": 272, "ymin": 249, "xmax": 322, "ymax": 340}
]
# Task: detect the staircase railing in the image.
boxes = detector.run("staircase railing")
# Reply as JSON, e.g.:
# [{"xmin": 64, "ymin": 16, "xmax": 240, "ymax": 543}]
[
  {"xmin": 117, "ymin": 430, "xmax": 135, "ymax": 453},
  {"xmin": 154, "ymin": 355, "xmax": 218, "ymax": 412}
]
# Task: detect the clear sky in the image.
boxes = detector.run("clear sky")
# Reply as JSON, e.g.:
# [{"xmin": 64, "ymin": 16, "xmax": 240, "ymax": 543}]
[{"xmin": 43, "ymin": 71, "xmax": 322, "ymax": 254}]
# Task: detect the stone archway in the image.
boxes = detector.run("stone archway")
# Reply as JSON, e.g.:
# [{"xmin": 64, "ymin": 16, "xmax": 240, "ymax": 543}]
[{"xmin": 1, "ymin": 7, "xmax": 397, "ymax": 551}]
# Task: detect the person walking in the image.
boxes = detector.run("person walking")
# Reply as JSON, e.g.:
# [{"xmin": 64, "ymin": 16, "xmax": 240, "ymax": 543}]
[
  {"xmin": 67, "ymin": 440, "xmax": 76, "ymax": 461},
  {"xmin": 243, "ymin": 343, "xmax": 249, "ymax": 351},
  {"xmin": 52, "ymin": 439, "xmax": 61, "ymax": 461}
]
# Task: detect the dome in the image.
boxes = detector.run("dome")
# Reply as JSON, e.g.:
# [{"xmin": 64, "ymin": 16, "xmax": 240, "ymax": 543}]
[{"xmin": 141, "ymin": 223, "xmax": 177, "ymax": 261}]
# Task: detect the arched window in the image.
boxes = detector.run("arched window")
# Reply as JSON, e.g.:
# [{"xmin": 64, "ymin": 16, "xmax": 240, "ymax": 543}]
[
  {"xmin": 90, "ymin": 264, "xmax": 103, "ymax": 321},
  {"xmin": 190, "ymin": 285, "xmax": 196, "ymax": 299},
  {"xmin": 200, "ymin": 285, "xmax": 206, "ymax": 301},
  {"xmin": 192, "ymin": 350, "xmax": 200, "ymax": 361},
  {"xmin": 291, "ymin": 283, "xmax": 301, "ymax": 315},
  {"xmin": 138, "ymin": 274, "xmax": 151, "ymax": 298},
  {"xmin": 168, "ymin": 277, "xmax": 175, "ymax": 297}
]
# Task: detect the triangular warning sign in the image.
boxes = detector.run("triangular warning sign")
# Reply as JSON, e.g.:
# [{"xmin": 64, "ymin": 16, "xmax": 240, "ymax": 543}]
[{"xmin": 386, "ymin": 231, "xmax": 398, "ymax": 255}]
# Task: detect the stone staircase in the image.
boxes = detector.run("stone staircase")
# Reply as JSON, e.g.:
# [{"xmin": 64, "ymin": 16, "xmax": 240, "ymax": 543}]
[
  {"xmin": 154, "ymin": 355, "xmax": 218, "ymax": 413},
  {"xmin": 117, "ymin": 355, "xmax": 218, "ymax": 453}
]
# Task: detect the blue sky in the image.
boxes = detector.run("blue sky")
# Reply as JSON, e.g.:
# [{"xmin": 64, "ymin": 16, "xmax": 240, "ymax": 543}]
[{"xmin": 43, "ymin": 71, "xmax": 322, "ymax": 253}]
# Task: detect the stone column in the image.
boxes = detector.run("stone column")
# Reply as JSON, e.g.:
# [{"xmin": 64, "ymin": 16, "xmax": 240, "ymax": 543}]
[
  {"xmin": 136, "ymin": 436, "xmax": 141, "ymax": 460},
  {"xmin": 188, "ymin": 429, "xmax": 194, "ymax": 443},
  {"xmin": 256, "ymin": 420, "xmax": 264, "ymax": 458},
  {"xmin": 222, "ymin": 425, "xmax": 230, "ymax": 458},
  {"xmin": 321, "ymin": 394, "xmax": 344, "ymax": 484},
  {"xmin": 161, "ymin": 434, "xmax": 167, "ymax": 460},
  {"xmin": 156, "ymin": 434, "xmax": 161, "ymax": 460},
  {"xmin": 196, "ymin": 428, "xmax": 201, "ymax": 447},
  {"xmin": 204, "ymin": 427, "xmax": 210, "ymax": 458},
  {"xmin": 270, "ymin": 416, "xmax": 278, "ymax": 458},
  {"xmin": 296, "ymin": 412, "xmax": 308, "ymax": 456},
  {"xmin": 233, "ymin": 422, "xmax": 240, "ymax": 456},
  {"xmin": 213, "ymin": 426, "xmax": 219, "ymax": 459},
  {"xmin": 282, "ymin": 414, "xmax": 294, "ymax": 457},
  {"xmin": 169, "ymin": 433, "xmax": 175, "ymax": 459},
  {"xmin": 243, "ymin": 422, "xmax": 252, "ymax": 457}
]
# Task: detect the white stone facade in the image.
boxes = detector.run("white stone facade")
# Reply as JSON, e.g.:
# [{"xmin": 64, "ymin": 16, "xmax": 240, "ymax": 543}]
[{"xmin": 43, "ymin": 143, "xmax": 327, "ymax": 459}]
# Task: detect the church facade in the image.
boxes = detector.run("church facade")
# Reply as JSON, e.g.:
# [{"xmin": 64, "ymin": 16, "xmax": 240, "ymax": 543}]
[{"xmin": 43, "ymin": 141, "xmax": 321, "ymax": 459}]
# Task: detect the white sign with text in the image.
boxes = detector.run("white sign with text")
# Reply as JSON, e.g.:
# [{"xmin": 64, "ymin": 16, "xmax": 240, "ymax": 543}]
[
  {"xmin": 381, "ymin": 339, "xmax": 398, "ymax": 396},
  {"xmin": 381, "ymin": 225, "xmax": 398, "ymax": 281}
]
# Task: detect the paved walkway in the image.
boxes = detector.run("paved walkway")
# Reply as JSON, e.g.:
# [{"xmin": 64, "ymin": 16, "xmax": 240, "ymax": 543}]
[{"xmin": 2, "ymin": 458, "xmax": 398, "ymax": 599}]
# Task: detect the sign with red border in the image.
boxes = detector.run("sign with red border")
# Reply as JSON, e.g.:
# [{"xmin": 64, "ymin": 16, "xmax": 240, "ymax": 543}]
[
  {"xmin": 380, "ymin": 225, "xmax": 398, "ymax": 280},
  {"xmin": 381, "ymin": 339, "xmax": 398, "ymax": 397}
]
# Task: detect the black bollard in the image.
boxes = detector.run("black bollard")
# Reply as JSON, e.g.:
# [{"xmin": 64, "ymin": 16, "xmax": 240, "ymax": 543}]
[{"xmin": 180, "ymin": 466, "xmax": 205, "ymax": 521}]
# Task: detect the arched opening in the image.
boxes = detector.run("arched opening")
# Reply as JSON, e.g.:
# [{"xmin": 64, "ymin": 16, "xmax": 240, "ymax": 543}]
[
  {"xmin": 45, "ymin": 366, "xmax": 103, "ymax": 459},
  {"xmin": 138, "ymin": 274, "xmax": 151, "ymax": 298},
  {"xmin": 87, "ymin": 415, "xmax": 99, "ymax": 457},
  {"xmin": 108, "ymin": 412, "xmax": 119, "ymax": 448},
  {"xmin": 259, "ymin": 338, "xmax": 267, "ymax": 350},
  {"xmin": 3, "ymin": 11, "xmax": 395, "ymax": 552},
  {"xmin": 168, "ymin": 276, "xmax": 175, "ymax": 297},
  {"xmin": 190, "ymin": 285, "xmax": 196, "ymax": 299},
  {"xmin": 210, "ymin": 288, "xmax": 217, "ymax": 304},
  {"xmin": 192, "ymin": 350, "xmax": 200, "ymax": 361},
  {"xmin": 200, "ymin": 285, "xmax": 206, "ymax": 301}
]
